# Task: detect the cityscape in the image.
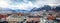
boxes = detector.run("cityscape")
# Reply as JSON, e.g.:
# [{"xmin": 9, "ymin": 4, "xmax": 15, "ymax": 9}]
[{"xmin": 0, "ymin": 0, "xmax": 60, "ymax": 23}]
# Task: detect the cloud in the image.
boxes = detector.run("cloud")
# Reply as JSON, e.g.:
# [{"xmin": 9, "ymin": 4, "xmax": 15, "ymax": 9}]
[
  {"xmin": 9, "ymin": 1, "xmax": 34, "ymax": 10},
  {"xmin": 0, "ymin": 0, "xmax": 60, "ymax": 10},
  {"xmin": 34, "ymin": 0, "xmax": 60, "ymax": 6},
  {"xmin": 0, "ymin": 0, "xmax": 35, "ymax": 10},
  {"xmin": 0, "ymin": 0, "xmax": 9, "ymax": 8}
]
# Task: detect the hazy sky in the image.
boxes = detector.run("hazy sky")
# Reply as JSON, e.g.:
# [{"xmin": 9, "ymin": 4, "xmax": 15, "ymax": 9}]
[{"xmin": 0, "ymin": 0, "xmax": 60, "ymax": 10}]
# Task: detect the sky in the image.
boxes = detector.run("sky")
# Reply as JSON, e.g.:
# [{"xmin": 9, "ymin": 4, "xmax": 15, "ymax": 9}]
[{"xmin": 0, "ymin": 0, "xmax": 60, "ymax": 10}]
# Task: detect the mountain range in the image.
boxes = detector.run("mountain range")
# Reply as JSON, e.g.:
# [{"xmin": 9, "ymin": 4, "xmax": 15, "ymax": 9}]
[
  {"xmin": 31, "ymin": 5, "xmax": 60, "ymax": 12},
  {"xmin": 0, "ymin": 5, "xmax": 60, "ymax": 12}
]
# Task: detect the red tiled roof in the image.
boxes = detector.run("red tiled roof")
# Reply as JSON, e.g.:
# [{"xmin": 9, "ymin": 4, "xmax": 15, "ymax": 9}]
[{"xmin": 0, "ymin": 14, "xmax": 8, "ymax": 19}]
